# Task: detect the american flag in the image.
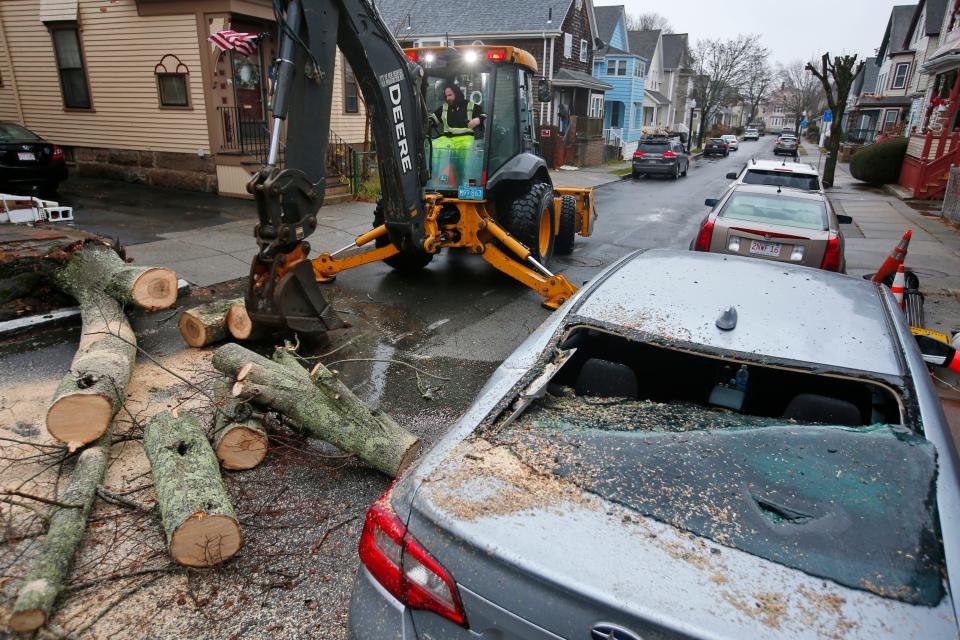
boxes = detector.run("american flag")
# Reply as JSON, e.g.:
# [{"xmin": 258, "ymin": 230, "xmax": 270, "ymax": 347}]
[{"xmin": 208, "ymin": 30, "xmax": 260, "ymax": 57}]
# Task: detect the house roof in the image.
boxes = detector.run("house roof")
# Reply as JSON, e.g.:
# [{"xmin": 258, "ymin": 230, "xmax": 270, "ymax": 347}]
[
  {"xmin": 903, "ymin": 0, "xmax": 947, "ymax": 49},
  {"xmin": 594, "ymin": 5, "xmax": 624, "ymax": 44},
  {"xmin": 627, "ymin": 29, "xmax": 661, "ymax": 62},
  {"xmin": 645, "ymin": 89, "xmax": 671, "ymax": 105},
  {"xmin": 878, "ymin": 4, "xmax": 919, "ymax": 58},
  {"xmin": 552, "ymin": 68, "xmax": 613, "ymax": 91},
  {"xmin": 856, "ymin": 95, "xmax": 913, "ymax": 108},
  {"xmin": 377, "ymin": 0, "xmax": 578, "ymax": 37},
  {"xmin": 661, "ymin": 33, "xmax": 689, "ymax": 70}
]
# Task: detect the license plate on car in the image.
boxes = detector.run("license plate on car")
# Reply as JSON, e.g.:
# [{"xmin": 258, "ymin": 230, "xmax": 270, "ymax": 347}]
[
  {"xmin": 749, "ymin": 240, "xmax": 782, "ymax": 257},
  {"xmin": 457, "ymin": 185, "xmax": 484, "ymax": 200},
  {"xmin": 17, "ymin": 152, "xmax": 35, "ymax": 161}
]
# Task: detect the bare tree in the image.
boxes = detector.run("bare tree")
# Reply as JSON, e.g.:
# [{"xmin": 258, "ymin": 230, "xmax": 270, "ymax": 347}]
[
  {"xmin": 626, "ymin": 11, "xmax": 673, "ymax": 33},
  {"xmin": 742, "ymin": 53, "xmax": 774, "ymax": 126},
  {"xmin": 807, "ymin": 53, "xmax": 864, "ymax": 187},
  {"xmin": 780, "ymin": 60, "xmax": 826, "ymax": 136},
  {"xmin": 689, "ymin": 35, "xmax": 769, "ymax": 146}
]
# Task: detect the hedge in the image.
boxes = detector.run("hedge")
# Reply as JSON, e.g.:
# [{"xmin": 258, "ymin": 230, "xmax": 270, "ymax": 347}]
[{"xmin": 849, "ymin": 137, "xmax": 908, "ymax": 185}]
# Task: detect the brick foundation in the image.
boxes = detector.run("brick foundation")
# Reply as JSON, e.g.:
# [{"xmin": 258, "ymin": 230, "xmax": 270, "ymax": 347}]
[{"xmin": 70, "ymin": 147, "xmax": 218, "ymax": 192}]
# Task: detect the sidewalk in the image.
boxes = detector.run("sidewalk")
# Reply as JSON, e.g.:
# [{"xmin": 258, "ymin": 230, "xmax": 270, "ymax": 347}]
[
  {"xmin": 803, "ymin": 143, "xmax": 960, "ymax": 419},
  {"xmin": 549, "ymin": 161, "xmax": 629, "ymax": 189}
]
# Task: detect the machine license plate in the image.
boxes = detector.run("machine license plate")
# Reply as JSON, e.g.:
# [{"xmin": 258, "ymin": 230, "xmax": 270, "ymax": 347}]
[
  {"xmin": 749, "ymin": 240, "xmax": 782, "ymax": 256},
  {"xmin": 457, "ymin": 185, "xmax": 484, "ymax": 200},
  {"xmin": 17, "ymin": 152, "xmax": 35, "ymax": 161}
]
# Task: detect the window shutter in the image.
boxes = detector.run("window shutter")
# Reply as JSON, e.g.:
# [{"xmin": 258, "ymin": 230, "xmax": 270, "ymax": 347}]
[{"xmin": 564, "ymin": 33, "xmax": 573, "ymax": 58}]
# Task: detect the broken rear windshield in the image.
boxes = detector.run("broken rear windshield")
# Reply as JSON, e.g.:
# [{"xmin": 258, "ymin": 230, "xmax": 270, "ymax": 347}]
[{"xmin": 490, "ymin": 329, "xmax": 944, "ymax": 606}]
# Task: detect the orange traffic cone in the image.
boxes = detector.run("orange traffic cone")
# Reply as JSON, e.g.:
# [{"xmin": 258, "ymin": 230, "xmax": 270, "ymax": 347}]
[
  {"xmin": 871, "ymin": 229, "xmax": 912, "ymax": 283},
  {"xmin": 891, "ymin": 264, "xmax": 906, "ymax": 311}
]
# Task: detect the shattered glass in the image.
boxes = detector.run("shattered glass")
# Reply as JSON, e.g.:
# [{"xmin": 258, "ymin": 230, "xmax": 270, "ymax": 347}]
[{"xmin": 498, "ymin": 395, "xmax": 944, "ymax": 606}]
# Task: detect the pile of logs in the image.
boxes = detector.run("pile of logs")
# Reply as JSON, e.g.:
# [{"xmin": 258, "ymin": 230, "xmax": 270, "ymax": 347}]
[{"xmin": 8, "ymin": 243, "xmax": 422, "ymax": 633}]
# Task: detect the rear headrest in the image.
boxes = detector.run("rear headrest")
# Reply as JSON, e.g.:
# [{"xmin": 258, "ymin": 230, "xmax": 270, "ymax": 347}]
[
  {"xmin": 575, "ymin": 358, "xmax": 638, "ymax": 398},
  {"xmin": 783, "ymin": 393, "xmax": 862, "ymax": 426}
]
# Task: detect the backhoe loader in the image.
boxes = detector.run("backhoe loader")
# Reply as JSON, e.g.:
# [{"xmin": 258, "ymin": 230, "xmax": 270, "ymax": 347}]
[{"xmin": 245, "ymin": 0, "xmax": 596, "ymax": 335}]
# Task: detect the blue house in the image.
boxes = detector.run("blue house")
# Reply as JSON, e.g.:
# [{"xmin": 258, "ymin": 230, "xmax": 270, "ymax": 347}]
[{"xmin": 593, "ymin": 5, "xmax": 647, "ymax": 157}]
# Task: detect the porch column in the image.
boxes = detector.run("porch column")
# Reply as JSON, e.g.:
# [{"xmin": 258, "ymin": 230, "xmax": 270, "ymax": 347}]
[{"xmin": 938, "ymin": 69, "xmax": 960, "ymax": 149}]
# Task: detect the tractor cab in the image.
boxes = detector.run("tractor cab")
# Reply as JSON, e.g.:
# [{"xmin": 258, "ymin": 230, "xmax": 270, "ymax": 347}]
[{"xmin": 405, "ymin": 46, "xmax": 540, "ymax": 201}]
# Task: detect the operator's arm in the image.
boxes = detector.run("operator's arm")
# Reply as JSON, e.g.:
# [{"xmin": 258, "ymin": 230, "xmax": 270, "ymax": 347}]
[{"xmin": 468, "ymin": 104, "xmax": 486, "ymax": 129}]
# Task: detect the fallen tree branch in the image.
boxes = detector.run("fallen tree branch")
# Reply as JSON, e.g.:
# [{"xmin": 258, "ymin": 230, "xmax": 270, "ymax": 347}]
[
  {"xmin": 8, "ymin": 425, "xmax": 114, "ymax": 632},
  {"xmin": 322, "ymin": 357, "xmax": 451, "ymax": 381},
  {"xmin": 95, "ymin": 486, "xmax": 154, "ymax": 513},
  {"xmin": 1, "ymin": 488, "xmax": 81, "ymax": 510}
]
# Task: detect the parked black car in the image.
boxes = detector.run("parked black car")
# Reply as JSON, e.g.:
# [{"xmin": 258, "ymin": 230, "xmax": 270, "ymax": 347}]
[
  {"xmin": 0, "ymin": 122, "xmax": 68, "ymax": 195},
  {"xmin": 632, "ymin": 137, "xmax": 689, "ymax": 180},
  {"xmin": 703, "ymin": 138, "xmax": 730, "ymax": 157}
]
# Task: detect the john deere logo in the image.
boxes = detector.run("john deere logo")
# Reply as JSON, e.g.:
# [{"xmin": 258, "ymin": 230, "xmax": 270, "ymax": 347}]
[{"xmin": 591, "ymin": 623, "xmax": 643, "ymax": 640}]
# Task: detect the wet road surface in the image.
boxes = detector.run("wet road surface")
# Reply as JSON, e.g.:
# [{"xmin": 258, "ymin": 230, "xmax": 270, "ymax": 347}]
[{"xmin": 0, "ymin": 135, "xmax": 780, "ymax": 638}]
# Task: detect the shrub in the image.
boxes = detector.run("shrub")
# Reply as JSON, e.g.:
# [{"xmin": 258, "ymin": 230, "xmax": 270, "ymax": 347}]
[{"xmin": 849, "ymin": 137, "xmax": 908, "ymax": 185}]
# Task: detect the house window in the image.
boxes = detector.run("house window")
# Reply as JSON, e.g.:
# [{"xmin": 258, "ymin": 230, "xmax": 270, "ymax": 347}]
[
  {"xmin": 606, "ymin": 59, "xmax": 626, "ymax": 76},
  {"xmin": 50, "ymin": 25, "xmax": 90, "ymax": 109},
  {"xmin": 774, "ymin": 105, "xmax": 783, "ymax": 113},
  {"xmin": 580, "ymin": 39, "xmax": 588, "ymax": 63},
  {"xmin": 344, "ymin": 63, "xmax": 358, "ymax": 113},
  {"xmin": 891, "ymin": 63, "xmax": 910, "ymax": 89},
  {"xmin": 564, "ymin": 33, "xmax": 573, "ymax": 59},
  {"xmin": 154, "ymin": 55, "xmax": 189, "ymax": 107},
  {"xmin": 634, "ymin": 61, "xmax": 642, "ymax": 78},
  {"xmin": 884, "ymin": 109, "xmax": 899, "ymax": 128},
  {"xmin": 576, "ymin": 0, "xmax": 583, "ymax": 9},
  {"xmin": 589, "ymin": 94, "xmax": 604, "ymax": 117}
]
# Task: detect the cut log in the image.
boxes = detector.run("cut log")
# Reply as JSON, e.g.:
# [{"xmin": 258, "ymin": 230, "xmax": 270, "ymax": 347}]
[
  {"xmin": 143, "ymin": 411, "xmax": 241, "ymax": 567},
  {"xmin": 8, "ymin": 427, "xmax": 113, "ymax": 632},
  {"xmin": 45, "ymin": 243, "xmax": 177, "ymax": 447},
  {"xmin": 226, "ymin": 301, "xmax": 255, "ymax": 341},
  {"xmin": 212, "ymin": 379, "xmax": 268, "ymax": 470},
  {"xmin": 178, "ymin": 298, "xmax": 241, "ymax": 348},
  {"xmin": 212, "ymin": 343, "xmax": 420, "ymax": 477}
]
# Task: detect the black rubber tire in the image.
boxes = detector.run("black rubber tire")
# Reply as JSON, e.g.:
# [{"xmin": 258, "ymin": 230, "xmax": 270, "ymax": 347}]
[
  {"xmin": 681, "ymin": 160, "xmax": 688, "ymax": 177},
  {"xmin": 373, "ymin": 202, "xmax": 434, "ymax": 271},
  {"xmin": 672, "ymin": 164, "xmax": 680, "ymax": 180},
  {"xmin": 555, "ymin": 195, "xmax": 577, "ymax": 255},
  {"xmin": 632, "ymin": 171, "xmax": 640, "ymax": 179},
  {"xmin": 503, "ymin": 182, "xmax": 555, "ymax": 266}
]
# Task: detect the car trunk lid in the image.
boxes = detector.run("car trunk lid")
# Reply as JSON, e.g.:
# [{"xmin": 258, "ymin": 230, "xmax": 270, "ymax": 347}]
[
  {"xmin": 713, "ymin": 221, "xmax": 828, "ymax": 266},
  {"xmin": 0, "ymin": 141, "xmax": 52, "ymax": 167}
]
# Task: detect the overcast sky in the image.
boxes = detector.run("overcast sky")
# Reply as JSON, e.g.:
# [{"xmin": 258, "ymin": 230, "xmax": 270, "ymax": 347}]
[{"xmin": 596, "ymin": 0, "xmax": 912, "ymax": 66}]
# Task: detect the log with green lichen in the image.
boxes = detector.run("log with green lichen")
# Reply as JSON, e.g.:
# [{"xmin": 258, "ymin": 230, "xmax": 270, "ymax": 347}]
[
  {"xmin": 7, "ymin": 427, "xmax": 113, "ymax": 632},
  {"xmin": 45, "ymin": 243, "xmax": 178, "ymax": 447},
  {"xmin": 211, "ymin": 343, "xmax": 420, "ymax": 478},
  {"xmin": 178, "ymin": 298, "xmax": 242, "ymax": 348},
  {"xmin": 143, "ymin": 411, "xmax": 241, "ymax": 567},
  {"xmin": 211, "ymin": 379, "xmax": 268, "ymax": 470}
]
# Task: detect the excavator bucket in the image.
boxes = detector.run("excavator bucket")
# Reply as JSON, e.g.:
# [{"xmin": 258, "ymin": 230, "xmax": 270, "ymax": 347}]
[{"xmin": 246, "ymin": 247, "xmax": 345, "ymax": 335}]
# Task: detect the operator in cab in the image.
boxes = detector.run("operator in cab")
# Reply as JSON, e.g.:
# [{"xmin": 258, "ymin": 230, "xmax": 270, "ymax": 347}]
[{"xmin": 434, "ymin": 84, "xmax": 485, "ymax": 135}]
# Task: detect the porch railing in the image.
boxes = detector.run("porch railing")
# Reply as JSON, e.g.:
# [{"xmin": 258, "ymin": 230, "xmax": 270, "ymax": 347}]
[
  {"xmin": 845, "ymin": 128, "xmax": 877, "ymax": 144},
  {"xmin": 218, "ymin": 106, "xmax": 369, "ymax": 192},
  {"xmin": 603, "ymin": 127, "xmax": 624, "ymax": 147}
]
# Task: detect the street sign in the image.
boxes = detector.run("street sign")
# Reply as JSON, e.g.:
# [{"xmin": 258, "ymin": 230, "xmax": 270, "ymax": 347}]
[
  {"xmin": 800, "ymin": 119, "xmax": 807, "ymax": 127},
  {"xmin": 823, "ymin": 109, "xmax": 833, "ymax": 123},
  {"xmin": 541, "ymin": 128, "xmax": 551, "ymax": 137}
]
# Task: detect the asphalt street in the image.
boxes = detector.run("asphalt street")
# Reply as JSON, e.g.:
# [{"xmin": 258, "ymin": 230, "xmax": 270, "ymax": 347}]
[{"xmin": 0, "ymin": 134, "xmax": 784, "ymax": 639}]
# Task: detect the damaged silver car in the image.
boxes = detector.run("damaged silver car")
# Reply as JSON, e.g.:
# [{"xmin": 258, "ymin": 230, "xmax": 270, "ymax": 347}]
[{"xmin": 347, "ymin": 249, "xmax": 960, "ymax": 639}]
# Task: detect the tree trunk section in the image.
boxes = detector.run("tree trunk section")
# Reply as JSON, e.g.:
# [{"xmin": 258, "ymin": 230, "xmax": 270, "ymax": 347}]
[
  {"xmin": 45, "ymin": 291, "xmax": 135, "ymax": 448},
  {"xmin": 211, "ymin": 343, "xmax": 420, "ymax": 478},
  {"xmin": 8, "ymin": 427, "xmax": 113, "ymax": 632},
  {"xmin": 58, "ymin": 243, "xmax": 177, "ymax": 311},
  {"xmin": 178, "ymin": 298, "xmax": 241, "ymax": 348},
  {"xmin": 212, "ymin": 379, "xmax": 268, "ymax": 470},
  {"xmin": 226, "ymin": 301, "xmax": 256, "ymax": 341},
  {"xmin": 143, "ymin": 411, "xmax": 241, "ymax": 567}
]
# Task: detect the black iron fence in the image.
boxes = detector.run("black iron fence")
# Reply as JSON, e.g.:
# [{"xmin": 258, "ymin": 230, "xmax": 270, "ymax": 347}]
[
  {"xmin": 845, "ymin": 128, "xmax": 877, "ymax": 145},
  {"xmin": 218, "ymin": 106, "xmax": 374, "ymax": 192}
]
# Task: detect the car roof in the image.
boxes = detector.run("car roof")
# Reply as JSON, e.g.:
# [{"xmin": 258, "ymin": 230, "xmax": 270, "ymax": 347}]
[
  {"xmin": 745, "ymin": 159, "xmax": 818, "ymax": 174},
  {"xmin": 727, "ymin": 183, "xmax": 825, "ymax": 200},
  {"xmin": 575, "ymin": 249, "xmax": 903, "ymax": 377}
]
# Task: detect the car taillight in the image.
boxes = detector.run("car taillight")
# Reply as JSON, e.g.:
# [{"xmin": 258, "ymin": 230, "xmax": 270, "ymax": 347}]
[
  {"xmin": 693, "ymin": 219, "xmax": 715, "ymax": 251},
  {"xmin": 662, "ymin": 151, "xmax": 676, "ymax": 158},
  {"xmin": 359, "ymin": 492, "xmax": 468, "ymax": 627},
  {"xmin": 51, "ymin": 145, "xmax": 63, "ymax": 160},
  {"xmin": 821, "ymin": 233, "xmax": 842, "ymax": 271},
  {"xmin": 633, "ymin": 151, "xmax": 645, "ymax": 157}
]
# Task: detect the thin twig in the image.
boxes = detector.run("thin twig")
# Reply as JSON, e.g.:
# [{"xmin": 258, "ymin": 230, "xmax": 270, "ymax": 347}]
[
  {"xmin": 66, "ymin": 566, "xmax": 173, "ymax": 593},
  {"xmin": 96, "ymin": 486, "xmax": 155, "ymax": 512},
  {"xmin": 66, "ymin": 573, "xmax": 164, "ymax": 637},
  {"xmin": 324, "ymin": 358, "xmax": 451, "ymax": 380},
  {"xmin": 310, "ymin": 515, "xmax": 358, "ymax": 555},
  {"xmin": 297, "ymin": 335, "xmax": 361, "ymax": 361},
  {"xmin": 2, "ymin": 488, "xmax": 81, "ymax": 509}
]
